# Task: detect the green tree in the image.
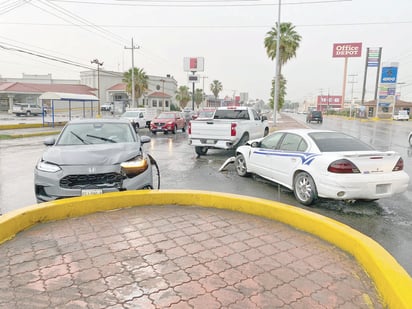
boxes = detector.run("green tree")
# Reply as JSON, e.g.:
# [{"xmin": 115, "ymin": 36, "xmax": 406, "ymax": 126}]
[
  {"xmin": 268, "ymin": 74, "xmax": 287, "ymax": 110},
  {"xmin": 264, "ymin": 22, "xmax": 301, "ymax": 109},
  {"xmin": 175, "ymin": 85, "xmax": 191, "ymax": 109},
  {"xmin": 123, "ymin": 67, "xmax": 148, "ymax": 107},
  {"xmin": 210, "ymin": 80, "xmax": 223, "ymax": 102},
  {"xmin": 194, "ymin": 88, "xmax": 204, "ymax": 109}
]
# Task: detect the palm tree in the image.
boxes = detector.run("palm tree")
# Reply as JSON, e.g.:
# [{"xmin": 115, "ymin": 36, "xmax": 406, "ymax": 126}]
[
  {"xmin": 268, "ymin": 74, "xmax": 287, "ymax": 110},
  {"xmin": 194, "ymin": 89, "xmax": 204, "ymax": 109},
  {"xmin": 175, "ymin": 85, "xmax": 191, "ymax": 109},
  {"xmin": 210, "ymin": 80, "xmax": 223, "ymax": 103},
  {"xmin": 264, "ymin": 22, "xmax": 301, "ymax": 110},
  {"xmin": 123, "ymin": 67, "xmax": 148, "ymax": 107}
]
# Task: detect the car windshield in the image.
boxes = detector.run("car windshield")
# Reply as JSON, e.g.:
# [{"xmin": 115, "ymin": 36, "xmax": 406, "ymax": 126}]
[
  {"xmin": 198, "ymin": 110, "xmax": 215, "ymax": 118},
  {"xmin": 57, "ymin": 122, "xmax": 135, "ymax": 145},
  {"xmin": 309, "ymin": 132, "xmax": 375, "ymax": 152},
  {"xmin": 157, "ymin": 113, "xmax": 175, "ymax": 119}
]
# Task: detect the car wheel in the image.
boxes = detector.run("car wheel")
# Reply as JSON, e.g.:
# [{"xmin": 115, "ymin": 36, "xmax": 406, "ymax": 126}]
[
  {"xmin": 235, "ymin": 154, "xmax": 249, "ymax": 177},
  {"xmin": 151, "ymin": 131, "xmax": 157, "ymax": 135},
  {"xmin": 264, "ymin": 127, "xmax": 269, "ymax": 136},
  {"xmin": 172, "ymin": 125, "xmax": 177, "ymax": 134},
  {"xmin": 409, "ymin": 135, "xmax": 412, "ymax": 147},
  {"xmin": 195, "ymin": 146, "xmax": 208, "ymax": 156},
  {"xmin": 135, "ymin": 123, "xmax": 140, "ymax": 130},
  {"xmin": 26, "ymin": 111, "xmax": 31, "ymax": 116},
  {"xmin": 293, "ymin": 171, "xmax": 318, "ymax": 206},
  {"xmin": 182, "ymin": 125, "xmax": 186, "ymax": 133}
]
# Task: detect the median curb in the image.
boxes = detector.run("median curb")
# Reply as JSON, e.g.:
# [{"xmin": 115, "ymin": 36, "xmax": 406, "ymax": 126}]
[{"xmin": 1, "ymin": 190, "xmax": 411, "ymax": 308}]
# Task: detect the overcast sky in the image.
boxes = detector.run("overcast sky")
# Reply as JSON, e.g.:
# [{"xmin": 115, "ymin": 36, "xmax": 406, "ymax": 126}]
[{"xmin": 1, "ymin": 0, "xmax": 412, "ymax": 103}]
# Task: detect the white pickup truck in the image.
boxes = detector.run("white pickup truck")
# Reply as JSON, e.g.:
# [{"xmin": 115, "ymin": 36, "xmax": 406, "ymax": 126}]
[{"xmin": 188, "ymin": 106, "xmax": 269, "ymax": 155}]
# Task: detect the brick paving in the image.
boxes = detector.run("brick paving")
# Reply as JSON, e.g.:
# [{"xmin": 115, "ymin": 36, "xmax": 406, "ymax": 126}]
[{"xmin": 0, "ymin": 205, "xmax": 383, "ymax": 308}]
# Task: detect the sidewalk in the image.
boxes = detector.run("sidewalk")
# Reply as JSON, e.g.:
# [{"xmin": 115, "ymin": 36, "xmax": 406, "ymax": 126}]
[{"xmin": 0, "ymin": 204, "xmax": 383, "ymax": 308}]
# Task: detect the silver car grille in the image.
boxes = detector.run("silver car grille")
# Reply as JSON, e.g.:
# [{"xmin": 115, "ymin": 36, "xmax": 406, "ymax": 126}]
[{"xmin": 60, "ymin": 172, "xmax": 124, "ymax": 189}]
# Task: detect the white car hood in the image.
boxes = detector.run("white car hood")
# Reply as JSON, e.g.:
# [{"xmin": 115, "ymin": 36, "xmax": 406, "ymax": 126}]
[{"xmin": 43, "ymin": 143, "xmax": 141, "ymax": 165}]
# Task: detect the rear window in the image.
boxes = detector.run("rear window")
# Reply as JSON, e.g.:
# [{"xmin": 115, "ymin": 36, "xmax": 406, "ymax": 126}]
[
  {"xmin": 311, "ymin": 111, "xmax": 322, "ymax": 117},
  {"xmin": 309, "ymin": 132, "xmax": 374, "ymax": 152},
  {"xmin": 214, "ymin": 109, "xmax": 249, "ymax": 120}
]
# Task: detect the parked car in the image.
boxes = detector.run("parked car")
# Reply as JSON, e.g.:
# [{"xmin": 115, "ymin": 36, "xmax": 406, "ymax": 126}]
[
  {"xmin": 150, "ymin": 111, "xmax": 186, "ymax": 134},
  {"xmin": 194, "ymin": 109, "xmax": 216, "ymax": 120},
  {"xmin": 306, "ymin": 110, "xmax": 323, "ymax": 123},
  {"xmin": 34, "ymin": 119, "xmax": 158, "ymax": 203},
  {"xmin": 393, "ymin": 110, "xmax": 409, "ymax": 121},
  {"xmin": 120, "ymin": 109, "xmax": 147, "ymax": 130},
  {"xmin": 100, "ymin": 104, "xmax": 113, "ymax": 112},
  {"xmin": 232, "ymin": 129, "xmax": 409, "ymax": 206},
  {"xmin": 12, "ymin": 103, "xmax": 45, "ymax": 116}
]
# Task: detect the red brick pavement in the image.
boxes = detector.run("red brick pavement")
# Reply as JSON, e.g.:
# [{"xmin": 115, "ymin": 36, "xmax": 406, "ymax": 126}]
[{"xmin": 0, "ymin": 205, "xmax": 383, "ymax": 308}]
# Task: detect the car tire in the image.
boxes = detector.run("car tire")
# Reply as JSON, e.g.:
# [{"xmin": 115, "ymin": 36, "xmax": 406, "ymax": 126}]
[
  {"xmin": 235, "ymin": 154, "xmax": 249, "ymax": 177},
  {"xmin": 135, "ymin": 123, "xmax": 140, "ymax": 131},
  {"xmin": 26, "ymin": 111, "xmax": 31, "ymax": 116},
  {"xmin": 195, "ymin": 146, "xmax": 208, "ymax": 156},
  {"xmin": 409, "ymin": 135, "xmax": 412, "ymax": 147},
  {"xmin": 264, "ymin": 127, "xmax": 269, "ymax": 136},
  {"xmin": 172, "ymin": 125, "xmax": 177, "ymax": 134},
  {"xmin": 151, "ymin": 131, "xmax": 157, "ymax": 135},
  {"xmin": 182, "ymin": 125, "xmax": 186, "ymax": 133},
  {"xmin": 293, "ymin": 171, "xmax": 318, "ymax": 206}
]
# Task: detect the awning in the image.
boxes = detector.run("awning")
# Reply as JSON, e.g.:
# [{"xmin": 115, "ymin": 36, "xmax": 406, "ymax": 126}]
[{"xmin": 39, "ymin": 92, "xmax": 98, "ymax": 101}]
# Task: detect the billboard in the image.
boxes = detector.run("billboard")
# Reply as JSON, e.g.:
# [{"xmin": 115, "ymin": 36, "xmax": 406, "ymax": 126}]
[
  {"xmin": 184, "ymin": 57, "xmax": 204, "ymax": 72},
  {"xmin": 332, "ymin": 42, "xmax": 362, "ymax": 58}
]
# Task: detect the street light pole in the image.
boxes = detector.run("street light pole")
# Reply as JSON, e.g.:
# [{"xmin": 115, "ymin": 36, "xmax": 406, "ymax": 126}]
[
  {"xmin": 273, "ymin": 0, "xmax": 281, "ymax": 127},
  {"xmin": 91, "ymin": 58, "xmax": 103, "ymax": 118}
]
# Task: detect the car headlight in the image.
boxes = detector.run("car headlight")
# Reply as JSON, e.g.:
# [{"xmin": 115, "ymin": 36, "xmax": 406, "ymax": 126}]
[
  {"xmin": 120, "ymin": 156, "xmax": 149, "ymax": 177},
  {"xmin": 37, "ymin": 161, "xmax": 62, "ymax": 173}
]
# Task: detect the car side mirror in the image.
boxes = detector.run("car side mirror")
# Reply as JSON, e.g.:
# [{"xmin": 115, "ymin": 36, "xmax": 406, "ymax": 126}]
[
  {"xmin": 44, "ymin": 137, "xmax": 56, "ymax": 146},
  {"xmin": 251, "ymin": 141, "xmax": 260, "ymax": 148},
  {"xmin": 140, "ymin": 136, "xmax": 151, "ymax": 144},
  {"xmin": 261, "ymin": 115, "xmax": 267, "ymax": 121}
]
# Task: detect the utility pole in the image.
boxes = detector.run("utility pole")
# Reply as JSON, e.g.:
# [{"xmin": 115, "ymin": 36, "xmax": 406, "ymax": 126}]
[
  {"xmin": 348, "ymin": 74, "xmax": 357, "ymax": 117},
  {"xmin": 91, "ymin": 58, "xmax": 103, "ymax": 118},
  {"xmin": 124, "ymin": 38, "xmax": 140, "ymax": 108},
  {"xmin": 201, "ymin": 76, "xmax": 208, "ymax": 108},
  {"xmin": 160, "ymin": 78, "xmax": 165, "ymax": 111},
  {"xmin": 273, "ymin": 0, "xmax": 281, "ymax": 127}
]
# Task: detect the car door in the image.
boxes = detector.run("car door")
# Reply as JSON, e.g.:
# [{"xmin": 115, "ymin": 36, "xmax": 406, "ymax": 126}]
[{"xmin": 250, "ymin": 132, "xmax": 308, "ymax": 188}]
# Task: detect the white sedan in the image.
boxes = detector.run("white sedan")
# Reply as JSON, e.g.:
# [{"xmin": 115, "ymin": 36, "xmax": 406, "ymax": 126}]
[{"xmin": 234, "ymin": 129, "xmax": 410, "ymax": 206}]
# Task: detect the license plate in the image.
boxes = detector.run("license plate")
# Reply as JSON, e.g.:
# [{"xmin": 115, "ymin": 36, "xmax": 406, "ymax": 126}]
[
  {"xmin": 376, "ymin": 184, "xmax": 390, "ymax": 194},
  {"xmin": 81, "ymin": 189, "xmax": 103, "ymax": 196}
]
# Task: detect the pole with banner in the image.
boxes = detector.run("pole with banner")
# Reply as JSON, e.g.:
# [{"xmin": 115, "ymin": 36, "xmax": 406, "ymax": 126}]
[{"xmin": 184, "ymin": 57, "xmax": 204, "ymax": 111}]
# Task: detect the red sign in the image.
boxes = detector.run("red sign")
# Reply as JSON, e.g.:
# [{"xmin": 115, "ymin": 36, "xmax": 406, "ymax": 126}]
[
  {"xmin": 317, "ymin": 95, "xmax": 343, "ymax": 110},
  {"xmin": 332, "ymin": 42, "xmax": 362, "ymax": 58},
  {"xmin": 189, "ymin": 58, "xmax": 198, "ymax": 69}
]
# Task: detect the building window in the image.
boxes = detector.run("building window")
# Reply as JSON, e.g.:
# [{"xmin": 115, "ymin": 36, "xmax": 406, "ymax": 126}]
[
  {"xmin": 153, "ymin": 100, "xmax": 157, "ymax": 107},
  {"xmin": 165, "ymin": 100, "xmax": 169, "ymax": 108}
]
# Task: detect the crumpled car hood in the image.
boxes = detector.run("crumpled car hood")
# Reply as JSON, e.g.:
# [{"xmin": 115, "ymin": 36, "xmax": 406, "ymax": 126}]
[{"xmin": 42, "ymin": 143, "xmax": 141, "ymax": 165}]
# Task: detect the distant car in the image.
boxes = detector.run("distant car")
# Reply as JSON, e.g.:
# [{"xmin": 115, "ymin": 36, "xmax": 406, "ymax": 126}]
[
  {"xmin": 306, "ymin": 110, "xmax": 323, "ymax": 123},
  {"xmin": 194, "ymin": 109, "xmax": 215, "ymax": 120},
  {"xmin": 100, "ymin": 104, "xmax": 112, "ymax": 112},
  {"xmin": 234, "ymin": 129, "xmax": 409, "ymax": 206},
  {"xmin": 150, "ymin": 111, "xmax": 186, "ymax": 134},
  {"xmin": 120, "ymin": 110, "xmax": 147, "ymax": 129},
  {"xmin": 34, "ymin": 119, "xmax": 158, "ymax": 203},
  {"xmin": 393, "ymin": 110, "xmax": 409, "ymax": 121},
  {"xmin": 12, "ymin": 103, "xmax": 45, "ymax": 116}
]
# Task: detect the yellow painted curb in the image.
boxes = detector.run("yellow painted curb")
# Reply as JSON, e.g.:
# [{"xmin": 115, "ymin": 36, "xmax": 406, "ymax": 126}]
[{"xmin": 1, "ymin": 190, "xmax": 411, "ymax": 308}]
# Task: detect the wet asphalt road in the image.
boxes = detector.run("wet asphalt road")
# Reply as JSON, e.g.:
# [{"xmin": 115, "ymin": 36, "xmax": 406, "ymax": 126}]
[{"xmin": 1, "ymin": 114, "xmax": 412, "ymax": 277}]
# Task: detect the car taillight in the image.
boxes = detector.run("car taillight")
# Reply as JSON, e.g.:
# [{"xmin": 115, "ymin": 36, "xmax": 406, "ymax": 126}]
[
  {"xmin": 188, "ymin": 121, "xmax": 191, "ymax": 134},
  {"xmin": 231, "ymin": 123, "xmax": 237, "ymax": 137},
  {"xmin": 393, "ymin": 158, "xmax": 404, "ymax": 171},
  {"xmin": 327, "ymin": 159, "xmax": 360, "ymax": 174}
]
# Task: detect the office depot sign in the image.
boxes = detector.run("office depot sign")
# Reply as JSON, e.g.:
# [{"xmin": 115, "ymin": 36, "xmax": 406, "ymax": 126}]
[{"xmin": 332, "ymin": 42, "xmax": 362, "ymax": 58}]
